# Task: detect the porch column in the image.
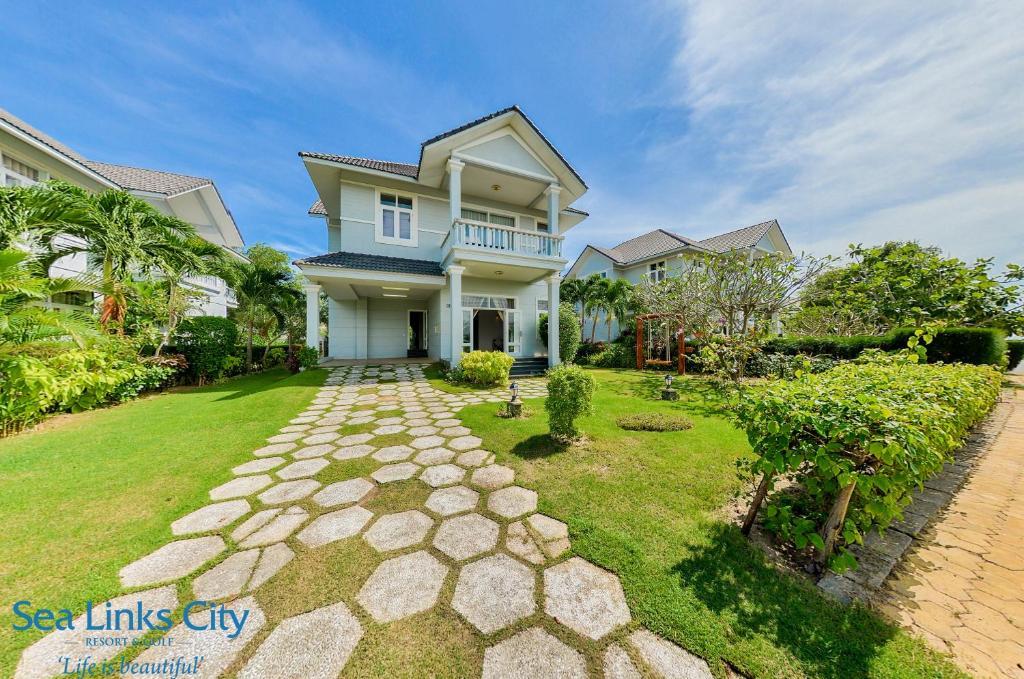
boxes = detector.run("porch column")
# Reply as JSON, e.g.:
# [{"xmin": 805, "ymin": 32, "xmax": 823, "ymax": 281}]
[
  {"xmin": 547, "ymin": 272, "xmax": 561, "ymax": 367},
  {"xmin": 447, "ymin": 158, "xmax": 465, "ymax": 225},
  {"xmin": 304, "ymin": 283, "xmax": 321, "ymax": 353},
  {"xmin": 545, "ymin": 184, "xmax": 561, "ymax": 235},
  {"xmin": 448, "ymin": 265, "xmax": 465, "ymax": 366}
]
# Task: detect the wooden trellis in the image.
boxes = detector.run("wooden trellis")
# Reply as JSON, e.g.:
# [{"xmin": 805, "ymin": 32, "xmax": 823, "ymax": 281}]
[{"xmin": 635, "ymin": 313, "xmax": 690, "ymax": 375}]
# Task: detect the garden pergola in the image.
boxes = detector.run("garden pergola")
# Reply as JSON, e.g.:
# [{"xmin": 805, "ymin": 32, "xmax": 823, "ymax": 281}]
[{"xmin": 635, "ymin": 313, "xmax": 691, "ymax": 375}]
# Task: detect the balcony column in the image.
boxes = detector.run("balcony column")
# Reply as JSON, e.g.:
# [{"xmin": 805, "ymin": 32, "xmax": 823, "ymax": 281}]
[
  {"xmin": 304, "ymin": 283, "xmax": 321, "ymax": 353},
  {"xmin": 448, "ymin": 265, "xmax": 465, "ymax": 366},
  {"xmin": 545, "ymin": 184, "xmax": 561, "ymax": 235},
  {"xmin": 547, "ymin": 272, "xmax": 561, "ymax": 367},
  {"xmin": 447, "ymin": 158, "xmax": 465, "ymax": 225}
]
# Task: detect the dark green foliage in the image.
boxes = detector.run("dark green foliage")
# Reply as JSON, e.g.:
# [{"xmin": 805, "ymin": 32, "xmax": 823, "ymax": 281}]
[
  {"xmin": 172, "ymin": 316, "xmax": 239, "ymax": 384},
  {"xmin": 538, "ymin": 302, "xmax": 582, "ymax": 363},
  {"xmin": 766, "ymin": 326, "xmax": 1008, "ymax": 365},
  {"xmin": 616, "ymin": 413, "xmax": 693, "ymax": 431},
  {"xmin": 1008, "ymin": 339, "xmax": 1024, "ymax": 371},
  {"xmin": 545, "ymin": 364, "xmax": 596, "ymax": 440}
]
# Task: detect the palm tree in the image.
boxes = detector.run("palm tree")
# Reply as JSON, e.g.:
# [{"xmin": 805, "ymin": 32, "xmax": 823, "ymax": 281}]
[
  {"xmin": 583, "ymin": 275, "xmax": 612, "ymax": 342},
  {"xmin": 230, "ymin": 259, "xmax": 300, "ymax": 370},
  {"xmin": 559, "ymin": 277, "xmax": 587, "ymax": 330},
  {"xmin": 603, "ymin": 278, "xmax": 633, "ymax": 341},
  {"xmin": 0, "ymin": 183, "xmax": 83, "ymax": 251}
]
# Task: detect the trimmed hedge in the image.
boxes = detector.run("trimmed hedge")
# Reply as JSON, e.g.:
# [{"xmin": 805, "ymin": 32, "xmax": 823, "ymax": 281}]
[
  {"xmin": 172, "ymin": 316, "xmax": 239, "ymax": 384},
  {"xmin": 766, "ymin": 326, "xmax": 1007, "ymax": 365},
  {"xmin": 1007, "ymin": 339, "xmax": 1024, "ymax": 371},
  {"xmin": 450, "ymin": 350, "xmax": 514, "ymax": 387},
  {"xmin": 736, "ymin": 359, "xmax": 1001, "ymax": 570}
]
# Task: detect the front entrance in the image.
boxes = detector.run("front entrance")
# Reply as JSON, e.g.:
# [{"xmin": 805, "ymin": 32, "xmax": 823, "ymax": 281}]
[
  {"xmin": 462, "ymin": 307, "xmax": 521, "ymax": 357},
  {"xmin": 407, "ymin": 310, "xmax": 427, "ymax": 358}
]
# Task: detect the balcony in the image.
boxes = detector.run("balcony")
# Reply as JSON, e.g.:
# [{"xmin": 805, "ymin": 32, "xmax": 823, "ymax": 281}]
[{"xmin": 443, "ymin": 219, "xmax": 564, "ymax": 264}]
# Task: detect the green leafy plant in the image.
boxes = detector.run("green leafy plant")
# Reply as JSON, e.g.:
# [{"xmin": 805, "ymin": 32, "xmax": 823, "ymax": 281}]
[
  {"xmin": 297, "ymin": 346, "xmax": 320, "ymax": 369},
  {"xmin": 735, "ymin": 360, "xmax": 1001, "ymax": 570},
  {"xmin": 616, "ymin": 413, "xmax": 693, "ymax": 431},
  {"xmin": 1007, "ymin": 339, "xmax": 1024, "ymax": 371},
  {"xmin": 451, "ymin": 351, "xmax": 514, "ymax": 387},
  {"xmin": 545, "ymin": 364, "xmax": 596, "ymax": 441},
  {"xmin": 264, "ymin": 347, "xmax": 286, "ymax": 366},
  {"xmin": 538, "ymin": 302, "xmax": 583, "ymax": 363},
  {"xmin": 172, "ymin": 316, "xmax": 239, "ymax": 384},
  {"xmin": 222, "ymin": 355, "xmax": 244, "ymax": 377}
]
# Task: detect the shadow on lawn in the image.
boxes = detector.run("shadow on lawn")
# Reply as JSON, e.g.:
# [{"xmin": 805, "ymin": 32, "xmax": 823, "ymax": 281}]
[
  {"xmin": 671, "ymin": 522, "xmax": 900, "ymax": 679},
  {"xmin": 621, "ymin": 372, "xmax": 735, "ymax": 419},
  {"xmin": 176, "ymin": 368, "xmax": 325, "ymax": 402},
  {"xmin": 509, "ymin": 433, "xmax": 570, "ymax": 459}
]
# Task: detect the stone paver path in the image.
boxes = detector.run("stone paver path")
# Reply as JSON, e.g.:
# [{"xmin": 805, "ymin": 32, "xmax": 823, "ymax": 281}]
[
  {"xmin": 17, "ymin": 363, "xmax": 713, "ymax": 679},
  {"xmin": 876, "ymin": 379, "xmax": 1024, "ymax": 679}
]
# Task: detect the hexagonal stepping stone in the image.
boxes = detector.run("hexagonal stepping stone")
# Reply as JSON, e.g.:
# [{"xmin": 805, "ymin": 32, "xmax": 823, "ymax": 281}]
[
  {"xmin": 258, "ymin": 479, "xmax": 321, "ymax": 504},
  {"xmin": 338, "ymin": 433, "xmax": 374, "ymax": 446},
  {"xmin": 407, "ymin": 425, "xmax": 438, "ymax": 436},
  {"xmin": 277, "ymin": 458, "xmax": 330, "ymax": 480},
  {"xmin": 628, "ymin": 629, "xmax": 713, "ymax": 678},
  {"xmin": 376, "ymin": 416, "xmax": 404, "ymax": 425},
  {"xmin": 411, "ymin": 435, "xmax": 445, "ymax": 450},
  {"xmin": 133, "ymin": 596, "xmax": 265, "ymax": 677},
  {"xmin": 544, "ymin": 557, "xmax": 631, "ymax": 640},
  {"xmin": 292, "ymin": 444, "xmax": 335, "ymax": 460},
  {"xmin": 268, "ymin": 432, "xmax": 304, "ymax": 443},
  {"xmin": 528, "ymin": 514, "xmax": 571, "ymax": 559},
  {"xmin": 363, "ymin": 510, "xmax": 433, "ymax": 552},
  {"xmin": 449, "ymin": 435, "xmax": 483, "ymax": 451},
  {"xmin": 231, "ymin": 508, "xmax": 281, "ymax": 541},
  {"xmin": 297, "ymin": 506, "xmax": 373, "ymax": 547},
  {"xmin": 247, "ymin": 542, "xmax": 294, "ymax": 590},
  {"xmin": 482, "ymin": 627, "xmax": 587, "ymax": 678},
  {"xmin": 238, "ymin": 602, "xmax": 363, "ymax": 679},
  {"xmin": 15, "ymin": 585, "xmax": 178, "ymax": 679},
  {"xmin": 119, "ymin": 536, "xmax": 225, "ymax": 587},
  {"xmin": 414, "ymin": 447, "xmax": 456, "ymax": 465},
  {"xmin": 433, "ymin": 513, "xmax": 499, "ymax": 561},
  {"xmin": 346, "ymin": 414, "xmax": 376, "ymax": 425},
  {"xmin": 435, "ymin": 418, "xmax": 461, "ymax": 427},
  {"xmin": 233, "ymin": 457, "xmax": 286, "ymax": 475},
  {"xmin": 302, "ymin": 432, "xmax": 340, "ymax": 446},
  {"xmin": 420, "ymin": 464, "xmax": 465, "ymax": 487},
  {"xmin": 471, "ymin": 464, "xmax": 515, "ymax": 490},
  {"xmin": 406, "ymin": 418, "xmax": 433, "ymax": 427},
  {"xmin": 372, "ymin": 444, "xmax": 414, "ymax": 462},
  {"xmin": 334, "ymin": 444, "xmax": 375, "ymax": 460},
  {"xmin": 457, "ymin": 449, "xmax": 494, "ymax": 467},
  {"xmin": 604, "ymin": 643, "xmax": 642, "ymax": 679},
  {"xmin": 487, "ymin": 486, "xmax": 538, "ymax": 518},
  {"xmin": 373, "ymin": 424, "xmax": 407, "ymax": 435},
  {"xmin": 452, "ymin": 554, "xmax": 536, "ymax": 633},
  {"xmin": 171, "ymin": 500, "xmax": 250, "ymax": 535},
  {"xmin": 506, "ymin": 521, "xmax": 545, "ymax": 565},
  {"xmin": 193, "ymin": 548, "xmax": 260, "ymax": 600},
  {"xmin": 210, "ymin": 474, "xmax": 273, "ymax": 500},
  {"xmin": 239, "ymin": 507, "xmax": 309, "ymax": 547},
  {"xmin": 371, "ymin": 462, "xmax": 419, "ymax": 483},
  {"xmin": 440, "ymin": 426, "xmax": 471, "ymax": 437},
  {"xmin": 313, "ymin": 478, "xmax": 374, "ymax": 507},
  {"xmin": 356, "ymin": 550, "xmax": 448, "ymax": 623},
  {"xmin": 425, "ymin": 485, "xmax": 479, "ymax": 516},
  {"xmin": 280, "ymin": 424, "xmax": 311, "ymax": 433}
]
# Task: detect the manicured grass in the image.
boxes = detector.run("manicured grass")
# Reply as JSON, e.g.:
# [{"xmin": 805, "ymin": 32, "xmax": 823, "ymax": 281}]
[
  {"xmin": 423, "ymin": 362, "xmax": 486, "ymax": 394},
  {"xmin": 0, "ymin": 368, "xmax": 327, "ymax": 675},
  {"xmin": 461, "ymin": 368, "xmax": 966, "ymax": 679}
]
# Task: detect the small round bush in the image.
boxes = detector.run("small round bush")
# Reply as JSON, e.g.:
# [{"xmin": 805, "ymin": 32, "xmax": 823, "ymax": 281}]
[
  {"xmin": 545, "ymin": 364, "xmax": 596, "ymax": 441},
  {"xmin": 617, "ymin": 413, "xmax": 693, "ymax": 432},
  {"xmin": 172, "ymin": 316, "xmax": 239, "ymax": 384},
  {"xmin": 455, "ymin": 351, "xmax": 514, "ymax": 386},
  {"xmin": 539, "ymin": 302, "xmax": 582, "ymax": 363}
]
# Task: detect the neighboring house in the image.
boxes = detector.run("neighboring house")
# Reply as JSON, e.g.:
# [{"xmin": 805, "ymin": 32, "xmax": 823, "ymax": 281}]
[
  {"xmin": 0, "ymin": 106, "xmax": 245, "ymax": 316},
  {"xmin": 567, "ymin": 220, "xmax": 793, "ymax": 341},
  {"xmin": 296, "ymin": 106, "xmax": 589, "ymax": 367}
]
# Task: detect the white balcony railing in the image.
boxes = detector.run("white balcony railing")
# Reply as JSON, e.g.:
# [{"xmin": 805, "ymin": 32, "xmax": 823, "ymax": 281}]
[{"xmin": 446, "ymin": 219, "xmax": 563, "ymax": 259}]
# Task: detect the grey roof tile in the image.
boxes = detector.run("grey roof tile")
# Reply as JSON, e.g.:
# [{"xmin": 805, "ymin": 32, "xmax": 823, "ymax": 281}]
[
  {"xmin": 298, "ymin": 152, "xmax": 419, "ymax": 178},
  {"xmin": 698, "ymin": 220, "xmax": 779, "ymax": 252},
  {"xmin": 0, "ymin": 106, "xmax": 112, "ymax": 181},
  {"xmin": 83, "ymin": 161, "xmax": 212, "ymax": 196},
  {"xmin": 295, "ymin": 251, "xmax": 444, "ymax": 277}
]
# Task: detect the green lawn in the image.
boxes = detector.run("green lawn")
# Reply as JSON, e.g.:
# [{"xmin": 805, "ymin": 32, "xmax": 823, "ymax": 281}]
[
  {"xmin": 0, "ymin": 368, "xmax": 326, "ymax": 675},
  {"xmin": 461, "ymin": 368, "xmax": 965, "ymax": 679}
]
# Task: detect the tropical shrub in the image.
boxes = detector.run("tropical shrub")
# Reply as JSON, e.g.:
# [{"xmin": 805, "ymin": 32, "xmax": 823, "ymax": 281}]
[
  {"xmin": 222, "ymin": 355, "xmax": 244, "ymax": 377},
  {"xmin": 265, "ymin": 347, "xmax": 286, "ymax": 366},
  {"xmin": 745, "ymin": 352, "xmax": 838, "ymax": 379},
  {"xmin": 1008, "ymin": 339, "xmax": 1024, "ymax": 371},
  {"xmin": 586, "ymin": 343, "xmax": 634, "ymax": 368},
  {"xmin": 545, "ymin": 364, "xmax": 596, "ymax": 441},
  {"xmin": 172, "ymin": 316, "xmax": 239, "ymax": 384},
  {"xmin": 765, "ymin": 327, "xmax": 1008, "ymax": 366},
  {"xmin": 735, "ymin": 359, "xmax": 1001, "ymax": 571},
  {"xmin": 452, "ymin": 351, "xmax": 514, "ymax": 387},
  {"xmin": 616, "ymin": 413, "xmax": 693, "ymax": 432},
  {"xmin": 538, "ymin": 302, "xmax": 582, "ymax": 363},
  {"xmin": 297, "ymin": 346, "xmax": 320, "ymax": 369}
]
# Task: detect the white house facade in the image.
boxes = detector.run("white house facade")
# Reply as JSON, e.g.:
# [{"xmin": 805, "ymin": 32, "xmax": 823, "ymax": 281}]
[
  {"xmin": 0, "ymin": 107, "xmax": 245, "ymax": 316},
  {"xmin": 567, "ymin": 221, "xmax": 793, "ymax": 342},
  {"xmin": 296, "ymin": 106, "xmax": 589, "ymax": 369}
]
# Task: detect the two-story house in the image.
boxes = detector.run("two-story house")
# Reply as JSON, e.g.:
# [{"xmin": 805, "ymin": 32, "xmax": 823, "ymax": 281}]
[
  {"xmin": 567, "ymin": 220, "xmax": 793, "ymax": 341},
  {"xmin": 0, "ymin": 106, "xmax": 246, "ymax": 316},
  {"xmin": 296, "ymin": 106, "xmax": 588, "ymax": 369}
]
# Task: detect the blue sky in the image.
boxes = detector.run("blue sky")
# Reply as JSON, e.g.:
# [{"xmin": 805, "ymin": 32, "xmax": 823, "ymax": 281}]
[{"xmin": 3, "ymin": 2, "xmax": 1022, "ymax": 270}]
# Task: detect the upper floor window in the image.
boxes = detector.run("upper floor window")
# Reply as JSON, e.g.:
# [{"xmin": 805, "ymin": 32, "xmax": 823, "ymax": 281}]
[
  {"xmin": 648, "ymin": 260, "xmax": 667, "ymax": 282},
  {"xmin": 461, "ymin": 207, "xmax": 515, "ymax": 229},
  {"xmin": 377, "ymin": 191, "xmax": 417, "ymax": 246},
  {"xmin": 2, "ymin": 153, "xmax": 40, "ymax": 186},
  {"xmin": 537, "ymin": 221, "xmax": 550, "ymax": 233}
]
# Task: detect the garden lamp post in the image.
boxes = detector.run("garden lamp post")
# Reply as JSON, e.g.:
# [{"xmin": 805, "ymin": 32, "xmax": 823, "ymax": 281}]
[
  {"xmin": 507, "ymin": 381, "xmax": 523, "ymax": 417},
  {"xmin": 661, "ymin": 372, "xmax": 679, "ymax": 401}
]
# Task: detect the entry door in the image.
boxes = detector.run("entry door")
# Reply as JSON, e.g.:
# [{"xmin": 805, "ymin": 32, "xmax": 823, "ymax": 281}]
[{"xmin": 504, "ymin": 310, "xmax": 521, "ymax": 357}]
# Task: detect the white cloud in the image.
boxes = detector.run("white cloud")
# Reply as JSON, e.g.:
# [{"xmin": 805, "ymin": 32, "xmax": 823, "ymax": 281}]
[{"xmin": 581, "ymin": 2, "xmax": 1024, "ymax": 269}]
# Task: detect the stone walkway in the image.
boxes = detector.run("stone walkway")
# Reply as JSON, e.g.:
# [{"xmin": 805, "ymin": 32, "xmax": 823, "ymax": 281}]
[
  {"xmin": 876, "ymin": 379, "xmax": 1024, "ymax": 679},
  {"xmin": 17, "ymin": 364, "xmax": 712, "ymax": 679}
]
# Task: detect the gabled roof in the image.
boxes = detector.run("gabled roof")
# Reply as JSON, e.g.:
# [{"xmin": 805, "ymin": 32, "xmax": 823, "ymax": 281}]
[
  {"xmin": 298, "ymin": 152, "xmax": 419, "ymax": 178},
  {"xmin": 0, "ymin": 107, "xmax": 116, "ymax": 186},
  {"xmin": 308, "ymin": 198, "xmax": 327, "ymax": 216},
  {"xmin": 294, "ymin": 251, "xmax": 444, "ymax": 277},
  {"xmin": 699, "ymin": 219, "xmax": 782, "ymax": 253},
  {"xmin": 84, "ymin": 161, "xmax": 212, "ymax": 196}
]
